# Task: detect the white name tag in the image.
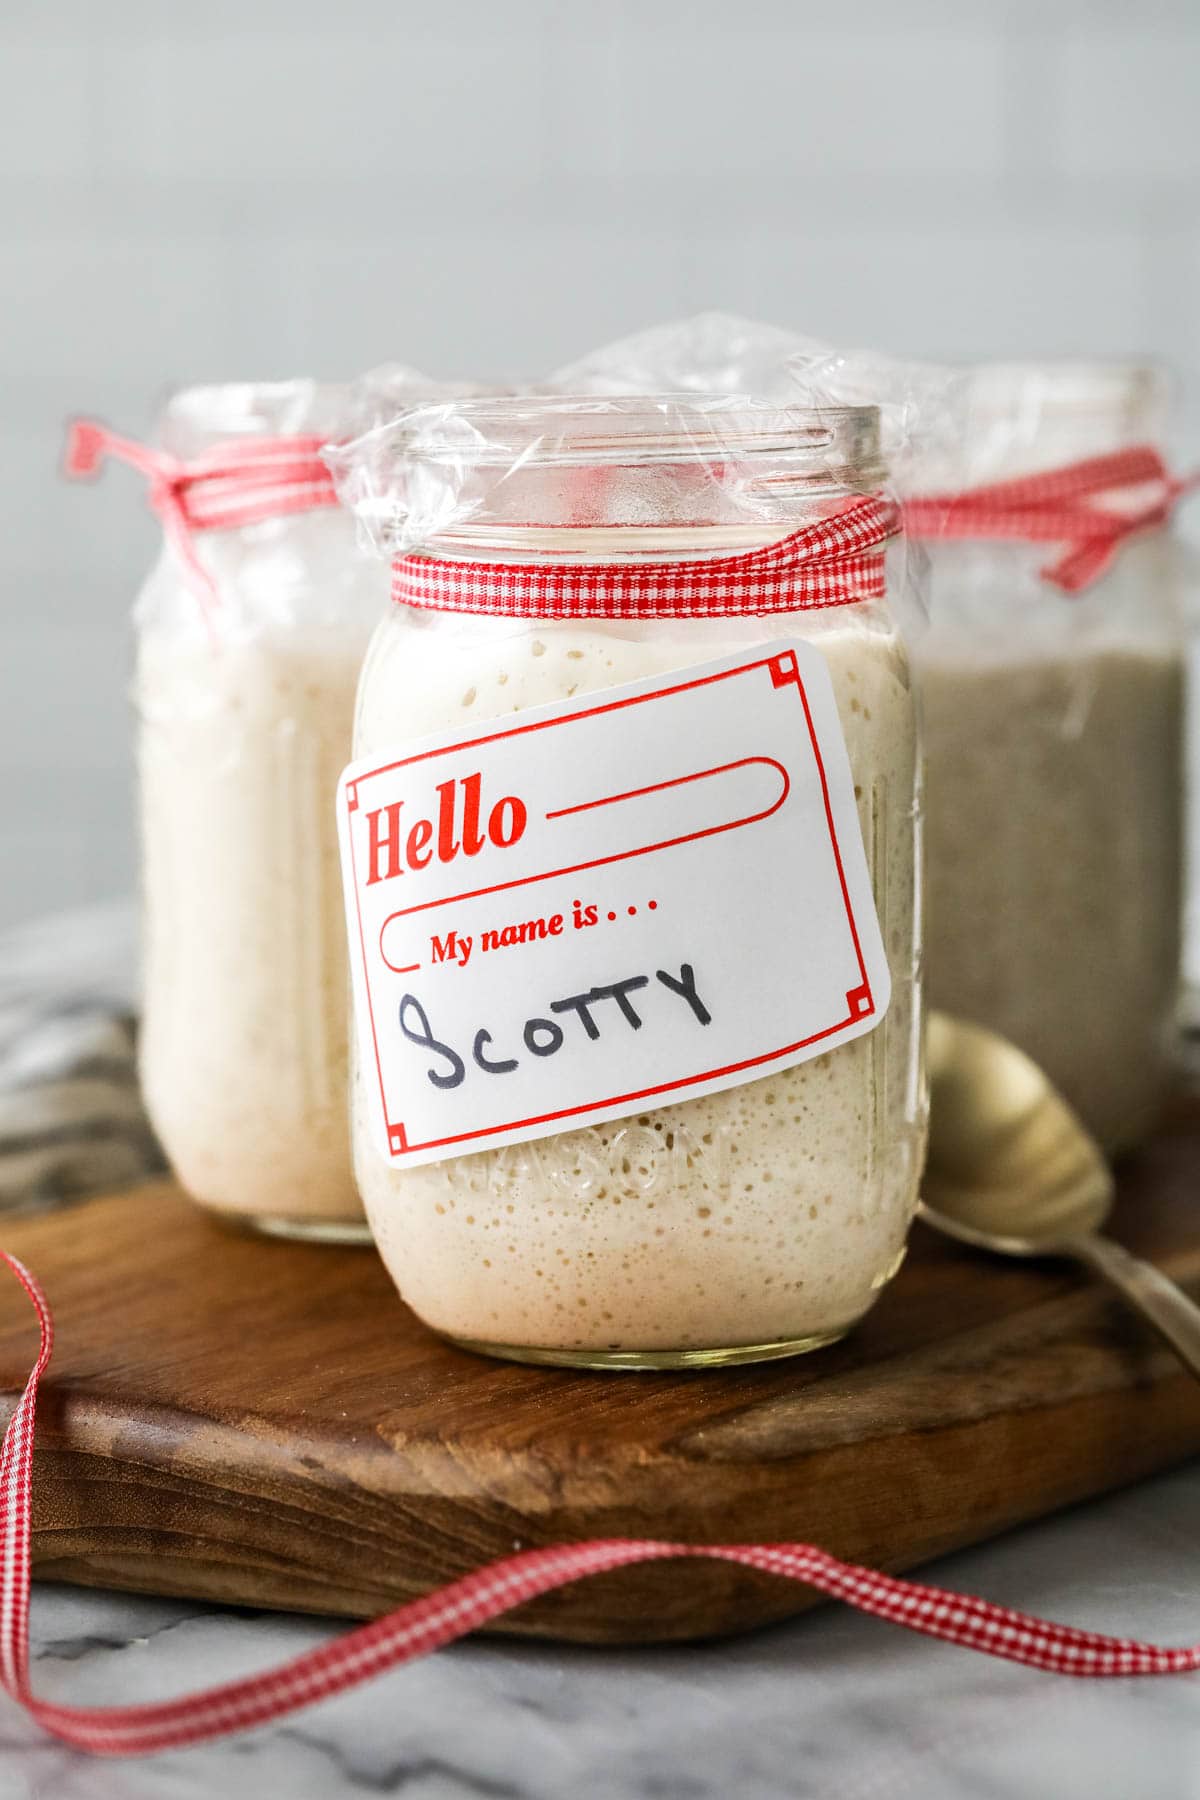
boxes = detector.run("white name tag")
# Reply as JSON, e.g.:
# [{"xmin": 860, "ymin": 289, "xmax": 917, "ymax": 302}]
[{"xmin": 338, "ymin": 640, "xmax": 890, "ymax": 1170}]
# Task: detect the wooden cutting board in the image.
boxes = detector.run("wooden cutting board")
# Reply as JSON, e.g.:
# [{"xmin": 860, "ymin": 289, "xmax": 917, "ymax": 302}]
[{"xmin": 3, "ymin": 1109, "xmax": 1200, "ymax": 1645}]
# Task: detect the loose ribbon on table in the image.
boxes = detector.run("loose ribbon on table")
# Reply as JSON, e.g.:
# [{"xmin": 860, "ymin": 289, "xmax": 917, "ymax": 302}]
[
  {"xmin": 63, "ymin": 420, "xmax": 340, "ymax": 628},
  {"xmin": 903, "ymin": 445, "xmax": 1199, "ymax": 594},
  {"xmin": 3, "ymin": 1254, "xmax": 1200, "ymax": 1761},
  {"xmin": 391, "ymin": 495, "xmax": 900, "ymax": 618}
]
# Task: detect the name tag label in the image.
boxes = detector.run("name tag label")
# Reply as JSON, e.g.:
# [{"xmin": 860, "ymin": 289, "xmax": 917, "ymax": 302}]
[{"xmin": 338, "ymin": 640, "xmax": 890, "ymax": 1169}]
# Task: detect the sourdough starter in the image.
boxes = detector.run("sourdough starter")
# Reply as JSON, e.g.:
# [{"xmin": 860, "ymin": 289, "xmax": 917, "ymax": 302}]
[
  {"xmin": 922, "ymin": 616, "xmax": 1183, "ymax": 1151},
  {"xmin": 352, "ymin": 605, "xmax": 924, "ymax": 1355}
]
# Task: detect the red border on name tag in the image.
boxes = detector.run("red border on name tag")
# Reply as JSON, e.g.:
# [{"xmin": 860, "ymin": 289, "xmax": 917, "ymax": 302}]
[{"xmin": 343, "ymin": 650, "xmax": 875, "ymax": 1159}]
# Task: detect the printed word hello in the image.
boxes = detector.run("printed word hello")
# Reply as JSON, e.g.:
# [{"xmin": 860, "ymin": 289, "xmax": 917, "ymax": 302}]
[{"xmin": 365, "ymin": 774, "xmax": 526, "ymax": 886}]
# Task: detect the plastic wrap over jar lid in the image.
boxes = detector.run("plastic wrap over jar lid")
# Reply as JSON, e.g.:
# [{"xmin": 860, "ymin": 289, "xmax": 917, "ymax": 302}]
[
  {"xmin": 915, "ymin": 360, "xmax": 1171, "ymax": 488},
  {"xmin": 552, "ymin": 313, "xmax": 950, "ymax": 503},
  {"xmin": 326, "ymin": 391, "xmax": 887, "ymax": 557},
  {"xmin": 553, "ymin": 311, "xmax": 834, "ymax": 401},
  {"xmin": 158, "ymin": 366, "xmax": 497, "ymax": 458}
]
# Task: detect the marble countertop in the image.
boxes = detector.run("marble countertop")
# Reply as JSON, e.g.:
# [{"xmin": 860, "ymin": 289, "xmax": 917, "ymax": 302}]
[
  {"xmin": 3, "ymin": 903, "xmax": 1200, "ymax": 1797},
  {"xmin": 2, "ymin": 1462, "xmax": 1199, "ymax": 1800}
]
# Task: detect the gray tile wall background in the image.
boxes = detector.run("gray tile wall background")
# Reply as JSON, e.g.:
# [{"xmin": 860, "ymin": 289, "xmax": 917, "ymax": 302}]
[{"xmin": 3, "ymin": 0, "xmax": 1199, "ymax": 932}]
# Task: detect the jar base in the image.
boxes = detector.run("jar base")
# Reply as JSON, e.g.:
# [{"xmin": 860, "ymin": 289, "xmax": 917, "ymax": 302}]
[
  {"xmin": 221, "ymin": 1210, "xmax": 374, "ymax": 1247},
  {"xmin": 446, "ymin": 1324, "xmax": 852, "ymax": 1372}
]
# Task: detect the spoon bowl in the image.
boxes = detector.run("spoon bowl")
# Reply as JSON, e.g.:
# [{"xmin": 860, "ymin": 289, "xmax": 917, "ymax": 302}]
[
  {"xmin": 922, "ymin": 1012, "xmax": 1200, "ymax": 1379},
  {"xmin": 922, "ymin": 1012, "xmax": 1113, "ymax": 1253}
]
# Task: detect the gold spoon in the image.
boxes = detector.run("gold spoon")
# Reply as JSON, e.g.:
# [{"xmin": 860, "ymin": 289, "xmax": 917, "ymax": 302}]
[{"xmin": 922, "ymin": 1011, "xmax": 1200, "ymax": 1377}]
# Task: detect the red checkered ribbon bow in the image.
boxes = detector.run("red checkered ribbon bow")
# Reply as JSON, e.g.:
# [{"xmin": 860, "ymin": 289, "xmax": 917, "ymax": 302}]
[
  {"xmin": 391, "ymin": 495, "xmax": 899, "ymax": 618},
  {"xmin": 3, "ymin": 1254, "xmax": 1200, "ymax": 1759},
  {"xmin": 63, "ymin": 419, "xmax": 339, "ymax": 623},
  {"xmin": 904, "ymin": 445, "xmax": 1198, "ymax": 594}
]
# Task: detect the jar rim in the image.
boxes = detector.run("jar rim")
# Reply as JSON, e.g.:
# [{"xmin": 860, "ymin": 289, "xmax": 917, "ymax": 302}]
[{"xmin": 397, "ymin": 391, "xmax": 886, "ymax": 483}]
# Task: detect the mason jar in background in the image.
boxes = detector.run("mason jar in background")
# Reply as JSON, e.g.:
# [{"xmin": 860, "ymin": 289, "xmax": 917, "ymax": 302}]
[
  {"xmin": 71, "ymin": 382, "xmax": 385, "ymax": 1240},
  {"xmin": 912, "ymin": 363, "xmax": 1188, "ymax": 1153},
  {"xmin": 332, "ymin": 395, "xmax": 927, "ymax": 1367}
]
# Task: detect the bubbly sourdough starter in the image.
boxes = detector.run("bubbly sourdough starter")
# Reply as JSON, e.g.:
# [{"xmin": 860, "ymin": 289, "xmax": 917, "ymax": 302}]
[
  {"xmin": 352, "ymin": 608, "xmax": 924, "ymax": 1355},
  {"xmin": 139, "ymin": 622, "xmax": 370, "ymax": 1226},
  {"xmin": 922, "ymin": 639, "xmax": 1183, "ymax": 1151}
]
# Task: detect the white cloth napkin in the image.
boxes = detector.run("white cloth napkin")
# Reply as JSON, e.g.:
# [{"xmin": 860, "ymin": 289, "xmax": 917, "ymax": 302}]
[{"xmin": 0, "ymin": 900, "xmax": 164, "ymax": 1211}]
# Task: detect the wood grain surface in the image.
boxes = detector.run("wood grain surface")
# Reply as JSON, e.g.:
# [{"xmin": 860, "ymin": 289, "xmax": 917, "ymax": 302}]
[{"xmin": 2, "ymin": 1113, "xmax": 1200, "ymax": 1644}]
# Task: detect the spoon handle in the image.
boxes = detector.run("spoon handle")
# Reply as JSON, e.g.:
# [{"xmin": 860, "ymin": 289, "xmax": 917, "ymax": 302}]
[{"xmin": 1069, "ymin": 1233, "xmax": 1200, "ymax": 1379}]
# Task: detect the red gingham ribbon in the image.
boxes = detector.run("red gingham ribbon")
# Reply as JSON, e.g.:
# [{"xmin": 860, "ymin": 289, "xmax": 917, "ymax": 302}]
[
  {"xmin": 904, "ymin": 445, "xmax": 1198, "ymax": 594},
  {"xmin": 391, "ymin": 495, "xmax": 899, "ymax": 618},
  {"xmin": 63, "ymin": 419, "xmax": 340, "ymax": 624},
  {"xmin": 4, "ymin": 1255, "xmax": 1200, "ymax": 1758}
]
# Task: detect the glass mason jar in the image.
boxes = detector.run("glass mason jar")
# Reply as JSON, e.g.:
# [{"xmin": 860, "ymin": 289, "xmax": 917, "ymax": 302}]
[
  {"xmin": 134, "ymin": 382, "xmax": 385, "ymax": 1239},
  {"xmin": 345, "ymin": 396, "xmax": 927, "ymax": 1367},
  {"xmin": 915, "ymin": 363, "xmax": 1186, "ymax": 1153}
]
